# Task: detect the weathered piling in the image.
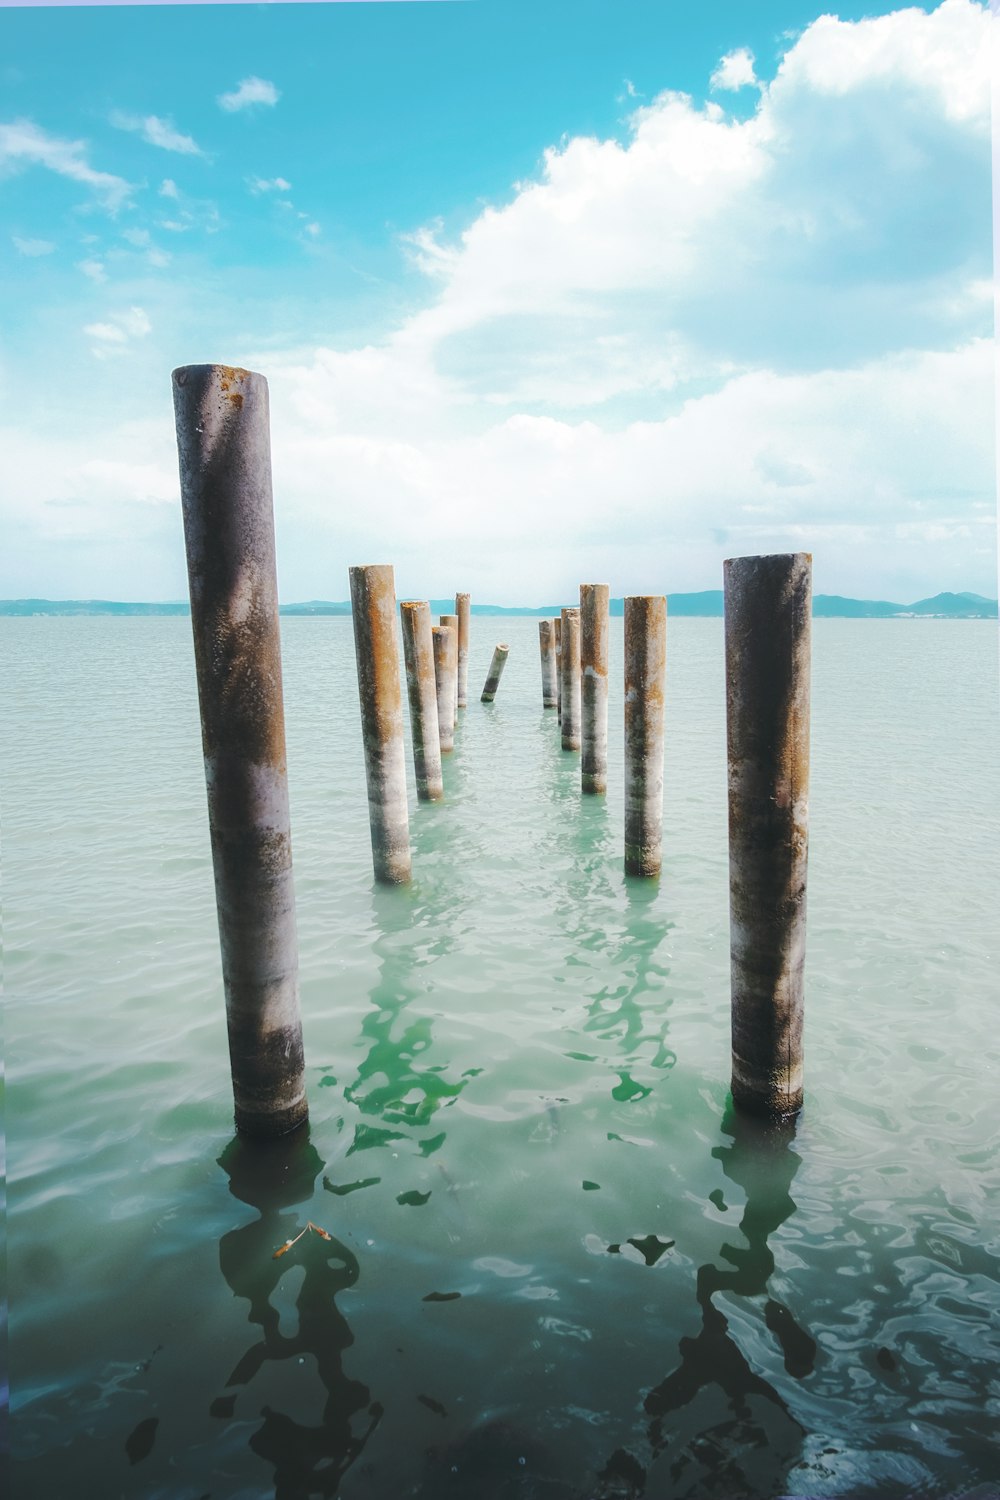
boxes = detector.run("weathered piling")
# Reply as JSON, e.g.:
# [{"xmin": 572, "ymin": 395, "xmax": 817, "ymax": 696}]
[
  {"xmin": 538, "ymin": 619, "xmax": 558, "ymax": 708},
  {"xmin": 349, "ymin": 564, "xmax": 412, "ymax": 885},
  {"xmin": 400, "ymin": 600, "xmax": 444, "ymax": 802},
  {"xmin": 623, "ymin": 595, "xmax": 667, "ymax": 876},
  {"xmin": 455, "ymin": 593, "xmax": 471, "ymax": 710},
  {"xmin": 554, "ymin": 616, "xmax": 563, "ymax": 723},
  {"xmin": 172, "ymin": 363, "xmax": 307, "ymax": 1139},
  {"xmin": 724, "ymin": 552, "xmax": 811, "ymax": 1121},
  {"xmin": 481, "ymin": 643, "xmax": 510, "ymax": 702},
  {"xmin": 432, "ymin": 624, "xmax": 457, "ymax": 750},
  {"xmin": 560, "ymin": 607, "xmax": 582, "ymax": 751},
  {"xmin": 439, "ymin": 613, "xmax": 460, "ymax": 728},
  {"xmin": 580, "ymin": 583, "xmax": 610, "ymax": 792}
]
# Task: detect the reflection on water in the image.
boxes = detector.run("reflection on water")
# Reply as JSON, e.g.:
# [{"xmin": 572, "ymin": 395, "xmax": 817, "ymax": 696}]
[
  {"xmin": 216, "ymin": 1133, "xmax": 382, "ymax": 1497},
  {"xmin": 641, "ymin": 1109, "xmax": 813, "ymax": 1497}
]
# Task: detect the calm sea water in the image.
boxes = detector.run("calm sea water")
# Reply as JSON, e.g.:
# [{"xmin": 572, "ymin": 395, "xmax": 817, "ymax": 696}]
[{"xmin": 3, "ymin": 614, "xmax": 999, "ymax": 1500}]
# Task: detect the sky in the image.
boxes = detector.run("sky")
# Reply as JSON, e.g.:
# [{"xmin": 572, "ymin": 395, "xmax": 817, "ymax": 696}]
[{"xmin": 1, "ymin": 0, "xmax": 995, "ymax": 605}]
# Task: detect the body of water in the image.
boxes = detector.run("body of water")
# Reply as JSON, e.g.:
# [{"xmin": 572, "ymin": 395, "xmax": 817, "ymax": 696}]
[{"xmin": 4, "ymin": 614, "xmax": 999, "ymax": 1499}]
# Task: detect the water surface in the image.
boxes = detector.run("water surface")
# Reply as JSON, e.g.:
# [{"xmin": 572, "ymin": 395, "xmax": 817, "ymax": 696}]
[{"xmin": 4, "ymin": 615, "xmax": 999, "ymax": 1498}]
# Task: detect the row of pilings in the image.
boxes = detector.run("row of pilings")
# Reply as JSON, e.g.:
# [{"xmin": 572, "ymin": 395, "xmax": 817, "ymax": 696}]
[{"xmin": 172, "ymin": 363, "xmax": 810, "ymax": 1141}]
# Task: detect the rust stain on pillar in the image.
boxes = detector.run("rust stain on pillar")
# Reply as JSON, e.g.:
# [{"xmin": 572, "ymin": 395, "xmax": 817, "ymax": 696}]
[
  {"xmin": 560, "ymin": 607, "xmax": 582, "ymax": 751},
  {"xmin": 400, "ymin": 600, "xmax": 444, "ymax": 802},
  {"xmin": 349, "ymin": 564, "xmax": 412, "ymax": 885},
  {"xmin": 725, "ymin": 551, "xmax": 811, "ymax": 1121},
  {"xmin": 172, "ymin": 362, "xmax": 307, "ymax": 1140},
  {"xmin": 554, "ymin": 616, "xmax": 562, "ymax": 724},
  {"xmin": 538, "ymin": 619, "xmax": 558, "ymax": 708},
  {"xmin": 455, "ymin": 593, "xmax": 471, "ymax": 710},
  {"xmin": 440, "ymin": 609, "xmax": 461, "ymax": 726},
  {"xmin": 481, "ymin": 643, "xmax": 510, "ymax": 702},
  {"xmin": 623, "ymin": 595, "xmax": 667, "ymax": 876},
  {"xmin": 432, "ymin": 624, "xmax": 457, "ymax": 750},
  {"xmin": 580, "ymin": 583, "xmax": 610, "ymax": 792}
]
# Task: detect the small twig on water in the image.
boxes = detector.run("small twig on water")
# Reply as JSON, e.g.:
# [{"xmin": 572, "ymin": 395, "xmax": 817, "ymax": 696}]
[{"xmin": 273, "ymin": 1221, "xmax": 333, "ymax": 1259}]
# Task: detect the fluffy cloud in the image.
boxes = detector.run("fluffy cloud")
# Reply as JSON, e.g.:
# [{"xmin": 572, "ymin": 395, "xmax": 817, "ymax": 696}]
[
  {"xmin": 711, "ymin": 48, "xmax": 758, "ymax": 92},
  {"xmin": 83, "ymin": 305, "xmax": 152, "ymax": 357},
  {"xmin": 0, "ymin": 119, "xmax": 131, "ymax": 209},
  {"xmin": 249, "ymin": 175, "xmax": 292, "ymax": 193},
  {"xmin": 218, "ymin": 77, "xmax": 280, "ymax": 112},
  {"xmin": 110, "ymin": 111, "xmax": 203, "ymax": 156},
  {"xmin": 12, "ymin": 235, "xmax": 55, "ymax": 256},
  {"xmin": 256, "ymin": 336, "xmax": 993, "ymax": 602},
  {"xmin": 395, "ymin": 0, "xmax": 989, "ymax": 408},
  {"xmin": 77, "ymin": 257, "xmax": 107, "ymax": 283}
]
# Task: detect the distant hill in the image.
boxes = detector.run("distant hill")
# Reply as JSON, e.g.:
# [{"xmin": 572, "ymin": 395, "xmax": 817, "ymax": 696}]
[{"xmin": 2, "ymin": 590, "xmax": 996, "ymax": 618}]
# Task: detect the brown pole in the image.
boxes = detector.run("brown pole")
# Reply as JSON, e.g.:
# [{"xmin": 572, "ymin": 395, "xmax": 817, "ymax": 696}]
[
  {"xmin": 538, "ymin": 619, "xmax": 558, "ymax": 708},
  {"xmin": 623, "ymin": 595, "xmax": 667, "ymax": 875},
  {"xmin": 580, "ymin": 583, "xmax": 610, "ymax": 792},
  {"xmin": 554, "ymin": 616, "xmax": 562, "ymax": 724},
  {"xmin": 172, "ymin": 363, "xmax": 308, "ymax": 1139},
  {"xmin": 439, "ymin": 613, "xmax": 460, "ymax": 728},
  {"xmin": 481, "ymin": 643, "xmax": 510, "ymax": 702},
  {"xmin": 455, "ymin": 592, "xmax": 471, "ymax": 710},
  {"xmin": 349, "ymin": 564, "xmax": 412, "ymax": 884},
  {"xmin": 400, "ymin": 600, "xmax": 444, "ymax": 802},
  {"xmin": 560, "ymin": 606, "xmax": 582, "ymax": 751},
  {"xmin": 432, "ymin": 624, "xmax": 457, "ymax": 751},
  {"xmin": 724, "ymin": 552, "xmax": 811, "ymax": 1121}
]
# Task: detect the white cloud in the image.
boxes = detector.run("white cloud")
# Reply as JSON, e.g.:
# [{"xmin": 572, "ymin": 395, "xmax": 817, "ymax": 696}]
[
  {"xmin": 388, "ymin": 0, "xmax": 989, "ymax": 407},
  {"xmin": 12, "ymin": 235, "xmax": 55, "ymax": 256},
  {"xmin": 77, "ymin": 257, "xmax": 107, "ymax": 283},
  {"xmin": 711, "ymin": 48, "xmax": 758, "ymax": 92},
  {"xmin": 218, "ymin": 77, "xmax": 280, "ymax": 112},
  {"xmin": 110, "ymin": 111, "xmax": 203, "ymax": 156},
  {"xmin": 83, "ymin": 305, "xmax": 152, "ymax": 357},
  {"xmin": 249, "ymin": 175, "xmax": 292, "ymax": 193},
  {"xmin": 159, "ymin": 178, "xmax": 179, "ymax": 198},
  {"xmin": 0, "ymin": 119, "xmax": 131, "ymax": 209}
]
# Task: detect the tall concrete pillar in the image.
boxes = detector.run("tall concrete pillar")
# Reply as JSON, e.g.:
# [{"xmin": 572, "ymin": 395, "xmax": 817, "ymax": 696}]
[
  {"xmin": 481, "ymin": 644, "xmax": 510, "ymax": 702},
  {"xmin": 580, "ymin": 583, "xmax": 610, "ymax": 793},
  {"xmin": 439, "ymin": 613, "xmax": 460, "ymax": 728},
  {"xmin": 538, "ymin": 619, "xmax": 558, "ymax": 708},
  {"xmin": 455, "ymin": 592, "xmax": 471, "ymax": 710},
  {"xmin": 349, "ymin": 564, "xmax": 412, "ymax": 885},
  {"xmin": 432, "ymin": 624, "xmax": 456, "ymax": 751},
  {"xmin": 400, "ymin": 600, "xmax": 444, "ymax": 802},
  {"xmin": 623, "ymin": 595, "xmax": 667, "ymax": 876},
  {"xmin": 172, "ymin": 363, "xmax": 307, "ymax": 1139},
  {"xmin": 724, "ymin": 552, "xmax": 811, "ymax": 1121},
  {"xmin": 560, "ymin": 606, "xmax": 582, "ymax": 751}
]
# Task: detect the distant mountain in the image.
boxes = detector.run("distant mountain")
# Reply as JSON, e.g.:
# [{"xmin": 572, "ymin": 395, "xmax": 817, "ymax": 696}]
[{"xmin": 2, "ymin": 590, "xmax": 996, "ymax": 619}]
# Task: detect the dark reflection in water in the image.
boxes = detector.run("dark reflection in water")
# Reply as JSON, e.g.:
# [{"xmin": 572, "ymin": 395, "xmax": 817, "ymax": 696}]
[
  {"xmin": 216, "ymin": 1132, "xmax": 382, "ymax": 1498},
  {"xmin": 612, "ymin": 1109, "xmax": 814, "ymax": 1498}
]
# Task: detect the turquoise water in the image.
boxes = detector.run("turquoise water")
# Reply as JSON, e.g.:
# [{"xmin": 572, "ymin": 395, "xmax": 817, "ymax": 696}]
[{"xmin": 4, "ymin": 615, "xmax": 999, "ymax": 1499}]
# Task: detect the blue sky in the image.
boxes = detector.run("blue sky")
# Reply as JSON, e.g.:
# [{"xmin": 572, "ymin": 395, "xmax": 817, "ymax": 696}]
[{"xmin": 1, "ymin": 0, "xmax": 994, "ymax": 603}]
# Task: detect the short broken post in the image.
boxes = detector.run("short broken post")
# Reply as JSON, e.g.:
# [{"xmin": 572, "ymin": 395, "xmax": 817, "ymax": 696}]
[
  {"xmin": 455, "ymin": 592, "xmax": 471, "ymax": 710},
  {"xmin": 400, "ymin": 600, "xmax": 444, "ymax": 802},
  {"xmin": 173, "ymin": 362, "xmax": 308, "ymax": 1139},
  {"xmin": 349, "ymin": 564, "xmax": 412, "ymax": 884},
  {"xmin": 560, "ymin": 606, "xmax": 582, "ymax": 751},
  {"xmin": 725, "ymin": 552, "xmax": 811, "ymax": 1121},
  {"xmin": 481, "ymin": 643, "xmax": 510, "ymax": 702},
  {"xmin": 554, "ymin": 616, "xmax": 563, "ymax": 723},
  {"xmin": 580, "ymin": 583, "xmax": 609, "ymax": 792},
  {"xmin": 439, "ymin": 613, "xmax": 460, "ymax": 728},
  {"xmin": 432, "ymin": 624, "xmax": 457, "ymax": 751},
  {"xmin": 538, "ymin": 619, "xmax": 558, "ymax": 708},
  {"xmin": 623, "ymin": 595, "xmax": 667, "ymax": 876}
]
